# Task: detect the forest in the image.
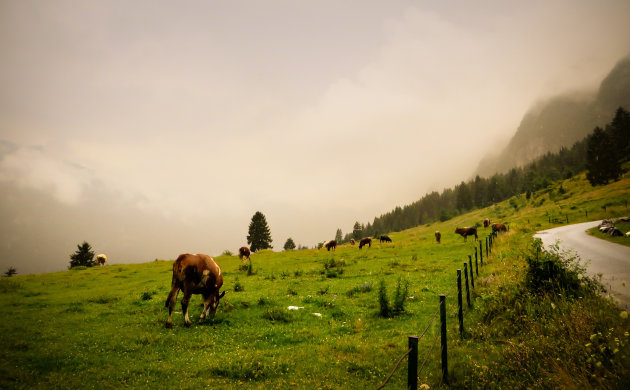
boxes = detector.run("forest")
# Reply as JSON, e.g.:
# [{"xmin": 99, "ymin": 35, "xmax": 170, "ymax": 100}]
[{"xmin": 341, "ymin": 106, "xmax": 630, "ymax": 242}]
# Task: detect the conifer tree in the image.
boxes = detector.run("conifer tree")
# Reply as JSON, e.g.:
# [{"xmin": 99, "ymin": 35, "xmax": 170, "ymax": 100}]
[
  {"xmin": 247, "ymin": 211, "xmax": 273, "ymax": 252},
  {"xmin": 335, "ymin": 228, "xmax": 343, "ymax": 243},
  {"xmin": 586, "ymin": 127, "xmax": 621, "ymax": 185},
  {"xmin": 283, "ymin": 237, "xmax": 296, "ymax": 251},
  {"xmin": 69, "ymin": 241, "xmax": 95, "ymax": 268},
  {"xmin": 352, "ymin": 222, "xmax": 363, "ymax": 241}
]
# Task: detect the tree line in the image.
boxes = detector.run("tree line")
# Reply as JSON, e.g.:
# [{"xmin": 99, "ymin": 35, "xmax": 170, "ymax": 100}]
[{"xmin": 335, "ymin": 106, "xmax": 629, "ymax": 242}]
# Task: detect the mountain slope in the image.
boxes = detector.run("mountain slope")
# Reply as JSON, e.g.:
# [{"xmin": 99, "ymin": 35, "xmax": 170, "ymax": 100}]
[{"xmin": 476, "ymin": 54, "xmax": 630, "ymax": 177}]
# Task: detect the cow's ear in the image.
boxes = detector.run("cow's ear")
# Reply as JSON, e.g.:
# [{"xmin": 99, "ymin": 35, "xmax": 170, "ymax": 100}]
[{"xmin": 219, "ymin": 291, "xmax": 226, "ymax": 299}]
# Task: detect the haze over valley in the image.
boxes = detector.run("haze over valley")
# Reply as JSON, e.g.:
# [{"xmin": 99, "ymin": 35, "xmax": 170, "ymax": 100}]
[{"xmin": 1, "ymin": 1, "xmax": 630, "ymax": 274}]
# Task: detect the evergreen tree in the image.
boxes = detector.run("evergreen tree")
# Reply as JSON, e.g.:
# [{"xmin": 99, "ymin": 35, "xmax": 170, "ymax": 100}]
[
  {"xmin": 352, "ymin": 221, "xmax": 363, "ymax": 240},
  {"xmin": 283, "ymin": 237, "xmax": 296, "ymax": 251},
  {"xmin": 247, "ymin": 211, "xmax": 273, "ymax": 252},
  {"xmin": 455, "ymin": 181, "xmax": 473, "ymax": 211},
  {"xmin": 69, "ymin": 241, "xmax": 95, "ymax": 268},
  {"xmin": 3, "ymin": 267, "xmax": 17, "ymax": 277},
  {"xmin": 335, "ymin": 228, "xmax": 343, "ymax": 243},
  {"xmin": 608, "ymin": 107, "xmax": 630, "ymax": 160},
  {"xmin": 586, "ymin": 127, "xmax": 621, "ymax": 185}
]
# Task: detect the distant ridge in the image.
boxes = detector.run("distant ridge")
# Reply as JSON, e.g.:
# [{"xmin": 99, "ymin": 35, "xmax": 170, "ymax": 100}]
[{"xmin": 475, "ymin": 54, "xmax": 630, "ymax": 177}]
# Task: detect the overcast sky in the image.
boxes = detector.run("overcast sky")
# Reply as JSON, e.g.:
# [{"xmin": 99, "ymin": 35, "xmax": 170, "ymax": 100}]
[{"xmin": 2, "ymin": 1, "xmax": 630, "ymax": 274}]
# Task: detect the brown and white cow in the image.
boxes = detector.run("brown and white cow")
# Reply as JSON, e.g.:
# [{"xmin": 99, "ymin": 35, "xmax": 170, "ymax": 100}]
[
  {"xmin": 359, "ymin": 237, "xmax": 372, "ymax": 249},
  {"xmin": 238, "ymin": 246, "xmax": 251, "ymax": 263},
  {"xmin": 165, "ymin": 253, "xmax": 225, "ymax": 328},
  {"xmin": 483, "ymin": 218, "xmax": 491, "ymax": 228},
  {"xmin": 455, "ymin": 227, "xmax": 478, "ymax": 242},
  {"xmin": 96, "ymin": 254, "xmax": 107, "ymax": 266},
  {"xmin": 324, "ymin": 240, "xmax": 337, "ymax": 251},
  {"xmin": 435, "ymin": 231, "xmax": 441, "ymax": 244}
]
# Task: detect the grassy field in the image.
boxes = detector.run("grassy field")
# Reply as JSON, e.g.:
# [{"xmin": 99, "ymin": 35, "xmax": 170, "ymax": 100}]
[{"xmin": 1, "ymin": 173, "xmax": 629, "ymax": 389}]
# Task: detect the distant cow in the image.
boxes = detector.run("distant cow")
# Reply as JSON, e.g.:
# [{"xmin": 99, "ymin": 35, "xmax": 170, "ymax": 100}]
[
  {"xmin": 238, "ymin": 246, "xmax": 251, "ymax": 263},
  {"xmin": 455, "ymin": 227, "xmax": 478, "ymax": 242},
  {"xmin": 325, "ymin": 240, "xmax": 337, "ymax": 251},
  {"xmin": 483, "ymin": 219, "xmax": 491, "ymax": 228},
  {"xmin": 359, "ymin": 237, "xmax": 372, "ymax": 249},
  {"xmin": 165, "ymin": 253, "xmax": 225, "ymax": 328},
  {"xmin": 96, "ymin": 254, "xmax": 107, "ymax": 266},
  {"xmin": 379, "ymin": 235, "xmax": 392, "ymax": 243},
  {"xmin": 435, "ymin": 231, "xmax": 441, "ymax": 244},
  {"xmin": 492, "ymin": 223, "xmax": 507, "ymax": 233},
  {"xmin": 350, "ymin": 239, "xmax": 356, "ymax": 245}
]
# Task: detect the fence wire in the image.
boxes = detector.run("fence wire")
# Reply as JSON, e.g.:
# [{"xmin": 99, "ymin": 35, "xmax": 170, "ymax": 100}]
[
  {"xmin": 417, "ymin": 330, "xmax": 441, "ymax": 379},
  {"xmin": 374, "ymin": 347, "xmax": 413, "ymax": 390}
]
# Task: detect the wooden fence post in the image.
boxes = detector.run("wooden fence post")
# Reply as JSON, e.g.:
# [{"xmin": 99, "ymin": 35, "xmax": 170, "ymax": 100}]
[
  {"xmin": 475, "ymin": 251, "xmax": 479, "ymax": 276},
  {"xmin": 457, "ymin": 269, "xmax": 463, "ymax": 339},
  {"xmin": 440, "ymin": 295, "xmax": 448, "ymax": 385},
  {"xmin": 485, "ymin": 237, "xmax": 489, "ymax": 258},
  {"xmin": 408, "ymin": 336, "xmax": 418, "ymax": 390},
  {"xmin": 464, "ymin": 263, "xmax": 470, "ymax": 308},
  {"xmin": 479, "ymin": 241, "xmax": 483, "ymax": 265},
  {"xmin": 468, "ymin": 255, "xmax": 474, "ymax": 288}
]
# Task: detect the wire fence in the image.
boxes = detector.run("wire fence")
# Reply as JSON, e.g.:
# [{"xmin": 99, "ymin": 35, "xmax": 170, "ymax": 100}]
[{"xmin": 374, "ymin": 229, "xmax": 504, "ymax": 389}]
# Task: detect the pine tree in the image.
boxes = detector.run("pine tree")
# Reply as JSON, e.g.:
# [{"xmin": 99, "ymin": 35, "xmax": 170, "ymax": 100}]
[
  {"xmin": 69, "ymin": 241, "xmax": 95, "ymax": 268},
  {"xmin": 335, "ymin": 228, "xmax": 343, "ymax": 243},
  {"xmin": 283, "ymin": 238, "xmax": 296, "ymax": 251},
  {"xmin": 247, "ymin": 211, "xmax": 273, "ymax": 252},
  {"xmin": 586, "ymin": 127, "xmax": 621, "ymax": 185},
  {"xmin": 352, "ymin": 222, "xmax": 363, "ymax": 241},
  {"xmin": 3, "ymin": 267, "xmax": 17, "ymax": 277}
]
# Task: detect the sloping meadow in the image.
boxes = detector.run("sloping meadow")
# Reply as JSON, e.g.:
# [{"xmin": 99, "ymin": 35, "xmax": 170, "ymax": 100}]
[{"xmin": 1, "ymin": 174, "xmax": 629, "ymax": 388}]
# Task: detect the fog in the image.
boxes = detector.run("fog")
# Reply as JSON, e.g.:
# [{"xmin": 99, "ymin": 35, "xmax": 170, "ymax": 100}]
[{"xmin": 2, "ymin": 1, "xmax": 630, "ymax": 274}]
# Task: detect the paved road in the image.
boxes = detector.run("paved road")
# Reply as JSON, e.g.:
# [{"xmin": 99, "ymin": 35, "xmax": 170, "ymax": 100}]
[{"xmin": 534, "ymin": 221, "xmax": 630, "ymax": 309}]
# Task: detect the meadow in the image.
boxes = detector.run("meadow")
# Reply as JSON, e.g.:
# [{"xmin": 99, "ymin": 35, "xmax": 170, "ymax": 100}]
[{"xmin": 1, "ymin": 173, "xmax": 629, "ymax": 389}]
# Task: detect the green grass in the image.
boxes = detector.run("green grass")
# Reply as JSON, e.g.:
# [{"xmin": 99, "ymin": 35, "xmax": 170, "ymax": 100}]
[{"xmin": 1, "ymin": 173, "xmax": 629, "ymax": 389}]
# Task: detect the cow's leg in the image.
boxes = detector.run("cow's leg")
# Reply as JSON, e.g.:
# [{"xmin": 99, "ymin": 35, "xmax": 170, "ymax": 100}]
[
  {"xmin": 200, "ymin": 293, "xmax": 212, "ymax": 322},
  {"xmin": 181, "ymin": 290, "xmax": 193, "ymax": 327},
  {"xmin": 165, "ymin": 285, "xmax": 180, "ymax": 329}
]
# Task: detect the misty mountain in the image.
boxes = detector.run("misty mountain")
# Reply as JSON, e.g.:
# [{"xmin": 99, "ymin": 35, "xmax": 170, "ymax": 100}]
[{"xmin": 475, "ymin": 54, "xmax": 630, "ymax": 177}]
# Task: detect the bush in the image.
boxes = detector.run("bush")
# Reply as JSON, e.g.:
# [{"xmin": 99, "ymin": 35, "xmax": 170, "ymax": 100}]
[
  {"xmin": 378, "ymin": 280, "xmax": 391, "ymax": 318},
  {"xmin": 525, "ymin": 239, "xmax": 602, "ymax": 297},
  {"xmin": 392, "ymin": 277, "xmax": 409, "ymax": 313},
  {"xmin": 221, "ymin": 249, "xmax": 233, "ymax": 256}
]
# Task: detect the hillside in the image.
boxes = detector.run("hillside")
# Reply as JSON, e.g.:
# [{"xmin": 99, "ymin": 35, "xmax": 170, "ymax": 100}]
[
  {"xmin": 476, "ymin": 54, "xmax": 630, "ymax": 177},
  {"xmin": 1, "ymin": 173, "xmax": 629, "ymax": 388}
]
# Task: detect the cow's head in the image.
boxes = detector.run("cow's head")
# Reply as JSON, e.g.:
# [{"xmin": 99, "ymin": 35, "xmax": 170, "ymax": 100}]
[{"xmin": 207, "ymin": 290, "xmax": 226, "ymax": 318}]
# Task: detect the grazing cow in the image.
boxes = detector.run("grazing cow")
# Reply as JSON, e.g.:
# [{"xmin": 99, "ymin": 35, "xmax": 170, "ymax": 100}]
[
  {"xmin": 435, "ymin": 231, "xmax": 441, "ymax": 244},
  {"xmin": 165, "ymin": 253, "xmax": 225, "ymax": 328},
  {"xmin": 455, "ymin": 227, "xmax": 478, "ymax": 242},
  {"xmin": 96, "ymin": 254, "xmax": 107, "ymax": 266},
  {"xmin": 359, "ymin": 237, "xmax": 372, "ymax": 249},
  {"xmin": 350, "ymin": 239, "xmax": 356, "ymax": 245},
  {"xmin": 379, "ymin": 235, "xmax": 392, "ymax": 243},
  {"xmin": 483, "ymin": 218, "xmax": 491, "ymax": 228},
  {"xmin": 325, "ymin": 240, "xmax": 337, "ymax": 251},
  {"xmin": 492, "ymin": 223, "xmax": 507, "ymax": 233},
  {"xmin": 238, "ymin": 246, "xmax": 251, "ymax": 263}
]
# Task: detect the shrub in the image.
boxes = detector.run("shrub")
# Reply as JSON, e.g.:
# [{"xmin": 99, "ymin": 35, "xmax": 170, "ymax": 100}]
[
  {"xmin": 234, "ymin": 278, "xmax": 244, "ymax": 292},
  {"xmin": 221, "ymin": 249, "xmax": 233, "ymax": 256},
  {"xmin": 392, "ymin": 277, "xmax": 409, "ymax": 313},
  {"xmin": 378, "ymin": 280, "xmax": 391, "ymax": 318},
  {"xmin": 525, "ymin": 239, "xmax": 602, "ymax": 297}
]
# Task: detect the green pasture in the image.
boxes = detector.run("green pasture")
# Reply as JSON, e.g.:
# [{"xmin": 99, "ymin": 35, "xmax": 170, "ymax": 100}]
[{"xmin": 1, "ymin": 174, "xmax": 629, "ymax": 389}]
